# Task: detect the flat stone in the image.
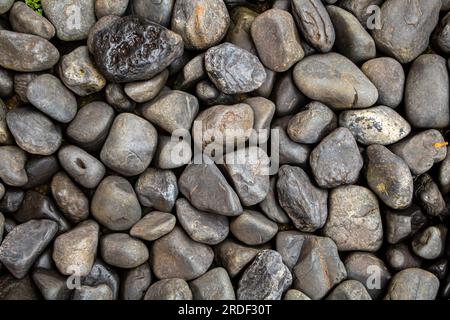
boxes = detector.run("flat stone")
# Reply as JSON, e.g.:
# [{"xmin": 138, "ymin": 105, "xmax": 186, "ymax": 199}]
[
  {"xmin": 130, "ymin": 211, "xmax": 176, "ymax": 242},
  {"xmin": 190, "ymin": 268, "xmax": 235, "ymax": 300},
  {"xmin": 144, "ymin": 279, "xmax": 192, "ymax": 300},
  {"xmin": 23, "ymin": 155, "xmax": 59, "ymax": 189},
  {"xmin": 100, "ymin": 233, "xmax": 149, "ymax": 269}
]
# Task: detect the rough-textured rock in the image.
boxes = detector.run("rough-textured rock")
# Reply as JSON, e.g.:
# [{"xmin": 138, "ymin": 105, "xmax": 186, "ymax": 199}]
[
  {"xmin": 190, "ymin": 268, "xmax": 236, "ymax": 300},
  {"xmin": 81, "ymin": 259, "xmax": 120, "ymax": 300},
  {"xmin": 384, "ymin": 268, "xmax": 440, "ymax": 300},
  {"xmin": 275, "ymin": 231, "xmax": 310, "ymax": 270}
]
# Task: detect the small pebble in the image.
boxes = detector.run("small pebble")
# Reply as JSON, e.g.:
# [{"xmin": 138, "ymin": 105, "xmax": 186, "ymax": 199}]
[
  {"xmin": 130, "ymin": 211, "xmax": 176, "ymax": 242},
  {"xmin": 230, "ymin": 210, "xmax": 278, "ymax": 246},
  {"xmin": 144, "ymin": 279, "xmax": 192, "ymax": 300},
  {"xmin": 100, "ymin": 233, "xmax": 149, "ymax": 269}
]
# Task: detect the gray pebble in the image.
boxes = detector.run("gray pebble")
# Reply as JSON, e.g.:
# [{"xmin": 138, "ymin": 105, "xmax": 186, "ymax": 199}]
[
  {"xmin": 339, "ymin": 0, "xmax": 383, "ymax": 28},
  {"xmin": 23, "ymin": 155, "xmax": 60, "ymax": 189},
  {"xmin": 0, "ymin": 188, "xmax": 24, "ymax": 214},
  {"xmin": 245, "ymin": 97, "xmax": 275, "ymax": 139},
  {"xmin": 73, "ymin": 284, "xmax": 113, "ymax": 300},
  {"xmin": 230, "ymin": 210, "xmax": 278, "ymax": 246},
  {"xmin": 144, "ymin": 278, "xmax": 192, "ymax": 300},
  {"xmin": 174, "ymin": 54, "xmax": 206, "ymax": 91},
  {"xmin": 0, "ymin": 0, "xmax": 13, "ymax": 14},
  {"xmin": 259, "ymin": 177, "xmax": 290, "ymax": 224},
  {"xmin": 284, "ymin": 289, "xmax": 311, "ymax": 300},
  {"xmin": 274, "ymin": 71, "xmax": 308, "ymax": 116},
  {"xmin": 124, "ymin": 70, "xmax": 169, "ymax": 103},
  {"xmin": 326, "ymin": 280, "xmax": 372, "ymax": 300},
  {"xmin": 190, "ymin": 268, "xmax": 235, "ymax": 300},
  {"xmin": 433, "ymin": 11, "xmax": 450, "ymax": 54},
  {"xmin": 130, "ymin": 211, "xmax": 176, "ymax": 242},
  {"xmin": 384, "ymin": 268, "xmax": 439, "ymax": 300},
  {"xmin": 131, "ymin": 0, "xmax": 173, "ymax": 27},
  {"xmin": 100, "ymin": 233, "xmax": 149, "ymax": 269},
  {"xmin": 414, "ymin": 174, "xmax": 446, "ymax": 217},
  {"xmin": 13, "ymin": 72, "xmax": 39, "ymax": 103},
  {"xmin": 0, "ymin": 275, "xmax": 39, "ymax": 300},
  {"xmin": 385, "ymin": 205, "xmax": 426, "ymax": 244},
  {"xmin": 412, "ymin": 226, "xmax": 443, "ymax": 260},
  {"xmin": 275, "ymin": 231, "xmax": 310, "ymax": 270},
  {"xmin": 386, "ymin": 243, "xmax": 422, "ymax": 272},
  {"xmin": 153, "ymin": 135, "xmax": 192, "ymax": 170},
  {"xmin": 32, "ymin": 268, "xmax": 71, "ymax": 300},
  {"xmin": 9, "ymin": 2, "xmax": 55, "ymax": 40},
  {"xmin": 105, "ymin": 84, "xmax": 135, "ymax": 112},
  {"xmin": 81, "ymin": 259, "xmax": 120, "ymax": 300},
  {"xmin": 227, "ymin": 6, "xmax": 257, "ymax": 55},
  {"xmin": 0, "ymin": 68, "xmax": 13, "ymax": 98},
  {"xmin": 215, "ymin": 239, "xmax": 261, "ymax": 278},
  {"xmin": 121, "ymin": 263, "xmax": 152, "ymax": 300},
  {"xmin": 95, "ymin": 0, "xmax": 128, "ymax": 18},
  {"xmin": 439, "ymin": 147, "xmax": 450, "ymax": 194},
  {"xmin": 0, "ymin": 146, "xmax": 28, "ymax": 187}
]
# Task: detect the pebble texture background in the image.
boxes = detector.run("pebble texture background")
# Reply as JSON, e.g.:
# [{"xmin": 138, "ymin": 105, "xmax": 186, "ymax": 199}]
[{"xmin": 0, "ymin": 0, "xmax": 449, "ymax": 301}]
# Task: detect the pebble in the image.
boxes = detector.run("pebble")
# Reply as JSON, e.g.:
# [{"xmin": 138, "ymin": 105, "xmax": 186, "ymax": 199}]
[
  {"xmin": 366, "ymin": 145, "xmax": 414, "ymax": 210},
  {"xmin": 100, "ymin": 113, "xmax": 158, "ymax": 177},
  {"xmin": 190, "ymin": 268, "xmax": 235, "ymax": 300},
  {"xmin": 0, "ymin": 275, "xmax": 39, "ymax": 300},
  {"xmin": 244, "ymin": 97, "xmax": 275, "ymax": 140},
  {"xmin": 131, "ymin": 0, "xmax": 173, "ymax": 27},
  {"xmin": 66, "ymin": 102, "xmax": 115, "ymax": 152},
  {"xmin": 32, "ymin": 268, "xmax": 71, "ymax": 300},
  {"xmin": 91, "ymin": 176, "xmax": 141, "ymax": 231},
  {"xmin": 100, "ymin": 233, "xmax": 149, "ymax": 269},
  {"xmin": 6, "ymin": 107, "xmax": 62, "ymax": 156},
  {"xmin": 130, "ymin": 211, "xmax": 176, "ymax": 242},
  {"xmin": 205, "ymin": 43, "xmax": 266, "ymax": 94},
  {"xmin": 176, "ymin": 198, "xmax": 229, "ymax": 245},
  {"xmin": 59, "ymin": 46, "xmax": 106, "ymax": 97},
  {"xmin": 0, "ymin": 30, "xmax": 60, "ymax": 72},
  {"xmin": 284, "ymin": 289, "xmax": 311, "ymax": 300},
  {"xmin": 124, "ymin": 70, "xmax": 169, "ymax": 103},
  {"xmin": 121, "ymin": 263, "xmax": 152, "ymax": 300},
  {"xmin": 405, "ymin": 54, "xmax": 450, "ymax": 129},
  {"xmin": 179, "ymin": 163, "xmax": 243, "ymax": 216},
  {"xmin": 0, "ymin": 146, "xmax": 28, "ymax": 187},
  {"xmin": 386, "ymin": 243, "xmax": 422, "ymax": 272},
  {"xmin": 0, "ymin": 0, "xmax": 13, "ymax": 14},
  {"xmin": 226, "ymin": 6, "xmax": 258, "ymax": 55},
  {"xmin": 324, "ymin": 185, "xmax": 382, "ymax": 252},
  {"xmin": 291, "ymin": 0, "xmax": 335, "ymax": 53},
  {"xmin": 310, "ymin": 127, "xmax": 363, "ymax": 188},
  {"xmin": 339, "ymin": 106, "xmax": 411, "ymax": 145},
  {"xmin": 171, "ymin": 0, "xmax": 230, "ymax": 50},
  {"xmin": 293, "ymin": 236, "xmax": 347, "ymax": 300},
  {"xmin": 58, "ymin": 145, "xmax": 105, "ymax": 189},
  {"xmin": 52, "ymin": 220, "xmax": 99, "ymax": 276},
  {"xmin": 13, "ymin": 72, "xmax": 38, "ymax": 103},
  {"xmin": 339, "ymin": 0, "xmax": 383, "ymax": 28},
  {"xmin": 412, "ymin": 226, "xmax": 443, "ymax": 260},
  {"xmin": 230, "ymin": 210, "xmax": 278, "ymax": 246},
  {"xmin": 95, "ymin": 0, "xmax": 128, "ymax": 18},
  {"xmin": 144, "ymin": 279, "xmax": 192, "ymax": 300},
  {"xmin": 391, "ymin": 130, "xmax": 447, "ymax": 175},
  {"xmin": 259, "ymin": 177, "xmax": 290, "ymax": 224},
  {"xmin": 0, "ymin": 212, "xmax": 3, "ymax": 241},
  {"xmin": 384, "ymin": 268, "xmax": 440, "ymax": 300},
  {"xmin": 0, "ymin": 219, "xmax": 58, "ymax": 278},
  {"xmin": 23, "ymin": 155, "xmax": 59, "ymax": 189},
  {"xmin": 105, "ymin": 84, "xmax": 135, "ymax": 112},
  {"xmin": 433, "ymin": 12, "xmax": 450, "ymax": 54},
  {"xmin": 274, "ymin": 71, "xmax": 308, "ymax": 116},
  {"xmin": 73, "ymin": 284, "xmax": 113, "ymax": 300},
  {"xmin": 287, "ymin": 102, "xmax": 337, "ymax": 144},
  {"xmin": 91, "ymin": 16, "xmax": 183, "ymax": 83},
  {"xmin": 0, "ymin": 188, "xmax": 24, "ymax": 214},
  {"xmin": 9, "ymin": 2, "xmax": 55, "ymax": 40},
  {"xmin": 414, "ymin": 174, "xmax": 447, "ymax": 217},
  {"xmin": 174, "ymin": 54, "xmax": 206, "ymax": 91},
  {"xmin": 326, "ymin": 280, "xmax": 372, "ymax": 300},
  {"xmin": 439, "ymin": 148, "xmax": 450, "ymax": 194},
  {"xmin": 153, "ymin": 135, "xmax": 192, "ymax": 169},
  {"xmin": 195, "ymin": 80, "xmax": 236, "ymax": 106},
  {"xmin": 151, "ymin": 226, "xmax": 214, "ymax": 281},
  {"xmin": 215, "ymin": 239, "xmax": 261, "ymax": 278},
  {"xmin": 51, "ymin": 172, "xmax": 90, "ymax": 223},
  {"xmin": 277, "ymin": 165, "xmax": 327, "ymax": 232},
  {"xmin": 385, "ymin": 205, "xmax": 426, "ymax": 244},
  {"xmin": 251, "ymin": 9, "xmax": 304, "ymax": 72},
  {"xmin": 276, "ymin": 231, "xmax": 309, "ymax": 270},
  {"xmin": 41, "ymin": 0, "xmax": 96, "ymax": 41},
  {"xmin": 81, "ymin": 259, "xmax": 120, "ymax": 299},
  {"xmin": 372, "ymin": 0, "xmax": 441, "ymax": 64},
  {"xmin": 237, "ymin": 250, "xmax": 292, "ymax": 300},
  {"xmin": 361, "ymin": 58, "xmax": 405, "ymax": 108},
  {"xmin": 0, "ymin": 68, "xmax": 13, "ymax": 98}
]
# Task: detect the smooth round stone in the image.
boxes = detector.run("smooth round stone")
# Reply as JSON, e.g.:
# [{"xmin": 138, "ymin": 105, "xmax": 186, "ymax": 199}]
[
  {"xmin": 324, "ymin": 185, "xmax": 383, "ymax": 252},
  {"xmin": 59, "ymin": 46, "xmax": 106, "ymax": 97},
  {"xmin": 366, "ymin": 145, "xmax": 414, "ymax": 210},
  {"xmin": 23, "ymin": 155, "xmax": 59, "ymax": 189},
  {"xmin": 10, "ymin": 2, "xmax": 55, "ymax": 40},
  {"xmin": 293, "ymin": 53, "xmax": 378, "ymax": 110},
  {"xmin": 433, "ymin": 12, "xmax": 450, "ymax": 54},
  {"xmin": 227, "ymin": 7, "xmax": 258, "ymax": 55},
  {"xmin": 135, "ymin": 168, "xmax": 178, "ymax": 212},
  {"xmin": 13, "ymin": 72, "xmax": 39, "ymax": 103},
  {"xmin": 105, "ymin": 84, "xmax": 135, "ymax": 112},
  {"xmin": 174, "ymin": 54, "xmax": 206, "ymax": 91},
  {"xmin": 91, "ymin": 16, "xmax": 183, "ymax": 83},
  {"xmin": 344, "ymin": 252, "xmax": 391, "ymax": 300},
  {"xmin": 405, "ymin": 54, "xmax": 450, "ymax": 129},
  {"xmin": 171, "ymin": 0, "xmax": 230, "ymax": 50},
  {"xmin": 439, "ymin": 148, "xmax": 450, "ymax": 194},
  {"xmin": 27, "ymin": 74, "xmax": 77, "ymax": 123},
  {"xmin": 130, "ymin": 211, "xmax": 176, "ymax": 242},
  {"xmin": 193, "ymin": 103, "xmax": 254, "ymax": 152},
  {"xmin": 41, "ymin": 0, "xmax": 96, "ymax": 41},
  {"xmin": 386, "ymin": 243, "xmax": 422, "ymax": 272},
  {"xmin": 34, "ymin": 248, "xmax": 54, "ymax": 270},
  {"xmin": 73, "ymin": 284, "xmax": 113, "ymax": 300},
  {"xmin": 256, "ymin": 67, "xmax": 278, "ymax": 99},
  {"xmin": 215, "ymin": 239, "xmax": 261, "ymax": 278},
  {"xmin": 142, "ymin": 90, "xmax": 199, "ymax": 134},
  {"xmin": 0, "ymin": 219, "xmax": 58, "ymax": 278},
  {"xmin": 153, "ymin": 135, "xmax": 192, "ymax": 169},
  {"xmin": 412, "ymin": 227, "xmax": 443, "ymax": 260},
  {"xmin": 100, "ymin": 233, "xmax": 149, "ymax": 269},
  {"xmin": 0, "ymin": 188, "xmax": 24, "ymax": 214},
  {"xmin": 284, "ymin": 289, "xmax": 311, "ymax": 300},
  {"xmin": 293, "ymin": 236, "xmax": 347, "ymax": 300},
  {"xmin": 51, "ymin": 172, "xmax": 89, "ymax": 223},
  {"xmin": 391, "ymin": 130, "xmax": 447, "ymax": 176},
  {"xmin": 6, "ymin": 107, "xmax": 62, "ymax": 156},
  {"xmin": 58, "ymin": 145, "xmax": 105, "ymax": 189},
  {"xmin": 274, "ymin": 71, "xmax": 308, "ymax": 116},
  {"xmin": 151, "ymin": 227, "xmax": 214, "ymax": 281},
  {"xmin": 205, "ymin": 43, "xmax": 266, "ymax": 94},
  {"xmin": 100, "ymin": 113, "xmax": 158, "ymax": 177},
  {"xmin": 361, "ymin": 58, "xmax": 405, "ymax": 108},
  {"xmin": 291, "ymin": 0, "xmax": 335, "ymax": 52},
  {"xmin": 124, "ymin": 70, "xmax": 169, "ymax": 103},
  {"xmin": 176, "ymin": 198, "xmax": 228, "ymax": 245},
  {"xmin": 121, "ymin": 263, "xmax": 152, "ymax": 300},
  {"xmin": 66, "ymin": 102, "xmax": 115, "ymax": 152},
  {"xmin": 385, "ymin": 205, "xmax": 426, "ymax": 245},
  {"xmin": 223, "ymin": 147, "xmax": 270, "ymax": 207},
  {"xmin": 339, "ymin": 106, "xmax": 411, "ymax": 145},
  {"xmin": 277, "ymin": 165, "xmax": 327, "ymax": 232},
  {"xmin": 190, "ymin": 267, "xmax": 235, "ymax": 300},
  {"xmin": 52, "ymin": 220, "xmax": 99, "ymax": 276},
  {"xmin": 0, "ymin": 100, "xmax": 12, "ymax": 144},
  {"xmin": 0, "ymin": 275, "xmax": 39, "ymax": 300},
  {"xmin": 179, "ymin": 163, "xmax": 243, "ymax": 217},
  {"xmin": 251, "ymin": 9, "xmax": 304, "ymax": 72},
  {"xmin": 81, "ymin": 259, "xmax": 120, "ymax": 300},
  {"xmin": 91, "ymin": 176, "xmax": 142, "ymax": 231},
  {"xmin": 131, "ymin": 0, "xmax": 174, "ymax": 27},
  {"xmin": 195, "ymin": 80, "xmax": 236, "ymax": 106},
  {"xmin": 0, "ymin": 68, "xmax": 13, "ymax": 98},
  {"xmin": 230, "ymin": 210, "xmax": 278, "ymax": 246},
  {"xmin": 384, "ymin": 268, "xmax": 440, "ymax": 300},
  {"xmin": 0, "ymin": 146, "xmax": 28, "ymax": 187},
  {"xmin": 327, "ymin": 5, "xmax": 376, "ymax": 63},
  {"xmin": 259, "ymin": 177, "xmax": 290, "ymax": 224},
  {"xmin": 95, "ymin": 0, "xmax": 128, "ymax": 18},
  {"xmin": 372, "ymin": 0, "xmax": 440, "ymax": 64},
  {"xmin": 0, "ymin": 0, "xmax": 13, "ymax": 14},
  {"xmin": 339, "ymin": 0, "xmax": 383, "ymax": 28},
  {"xmin": 326, "ymin": 280, "xmax": 372, "ymax": 300},
  {"xmin": 310, "ymin": 127, "xmax": 363, "ymax": 188},
  {"xmin": 32, "ymin": 268, "xmax": 71, "ymax": 301},
  {"xmin": 244, "ymin": 97, "xmax": 275, "ymax": 140},
  {"xmin": 287, "ymin": 102, "xmax": 337, "ymax": 144},
  {"xmin": 414, "ymin": 174, "xmax": 446, "ymax": 217},
  {"xmin": 144, "ymin": 279, "xmax": 192, "ymax": 300},
  {"xmin": 0, "ymin": 30, "xmax": 59, "ymax": 72},
  {"xmin": 237, "ymin": 250, "xmax": 292, "ymax": 300}
]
